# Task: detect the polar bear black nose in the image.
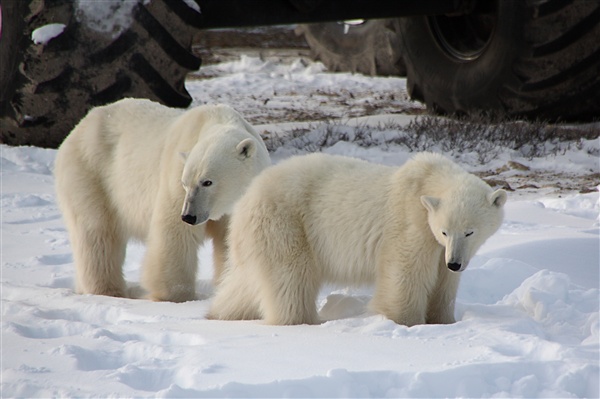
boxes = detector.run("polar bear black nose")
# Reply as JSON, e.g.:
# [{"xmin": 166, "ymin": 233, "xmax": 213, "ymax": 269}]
[
  {"xmin": 181, "ymin": 214, "xmax": 197, "ymax": 225},
  {"xmin": 447, "ymin": 262, "xmax": 461, "ymax": 272}
]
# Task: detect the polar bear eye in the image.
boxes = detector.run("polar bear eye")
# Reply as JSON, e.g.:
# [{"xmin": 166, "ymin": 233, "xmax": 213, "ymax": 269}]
[
  {"xmin": 201, "ymin": 180, "xmax": 213, "ymax": 187},
  {"xmin": 442, "ymin": 231, "xmax": 447, "ymax": 237},
  {"xmin": 466, "ymin": 232, "xmax": 474, "ymax": 237}
]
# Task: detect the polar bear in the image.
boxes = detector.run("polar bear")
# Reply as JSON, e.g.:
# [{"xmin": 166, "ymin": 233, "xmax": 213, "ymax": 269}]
[
  {"xmin": 208, "ymin": 152, "xmax": 506, "ymax": 325},
  {"xmin": 55, "ymin": 98, "xmax": 270, "ymax": 302}
]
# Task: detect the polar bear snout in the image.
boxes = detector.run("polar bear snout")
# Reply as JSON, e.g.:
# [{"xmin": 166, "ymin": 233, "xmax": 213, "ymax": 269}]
[
  {"xmin": 446, "ymin": 252, "xmax": 468, "ymax": 272},
  {"xmin": 180, "ymin": 210, "xmax": 209, "ymax": 225},
  {"xmin": 447, "ymin": 262, "xmax": 462, "ymax": 272},
  {"xmin": 181, "ymin": 214, "xmax": 197, "ymax": 225},
  {"xmin": 180, "ymin": 199, "xmax": 209, "ymax": 225},
  {"xmin": 444, "ymin": 235, "xmax": 472, "ymax": 272}
]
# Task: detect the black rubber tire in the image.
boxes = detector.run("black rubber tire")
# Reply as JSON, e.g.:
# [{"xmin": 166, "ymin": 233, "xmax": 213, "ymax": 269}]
[
  {"xmin": 399, "ymin": 0, "xmax": 600, "ymax": 121},
  {"xmin": 296, "ymin": 19, "xmax": 406, "ymax": 76},
  {"xmin": 0, "ymin": 0, "xmax": 202, "ymax": 148}
]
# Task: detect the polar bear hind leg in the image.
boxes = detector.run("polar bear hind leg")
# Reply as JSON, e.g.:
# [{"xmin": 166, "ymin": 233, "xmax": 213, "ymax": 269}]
[
  {"xmin": 59, "ymin": 173, "xmax": 127, "ymax": 297},
  {"xmin": 205, "ymin": 263, "xmax": 263, "ymax": 321},
  {"xmin": 259, "ymin": 251, "xmax": 321, "ymax": 325},
  {"xmin": 209, "ymin": 203, "xmax": 321, "ymax": 325},
  {"xmin": 250, "ymin": 214, "xmax": 321, "ymax": 325}
]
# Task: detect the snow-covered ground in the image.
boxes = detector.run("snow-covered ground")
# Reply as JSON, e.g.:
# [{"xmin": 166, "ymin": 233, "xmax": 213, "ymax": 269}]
[
  {"xmin": 188, "ymin": 54, "xmax": 421, "ymax": 124},
  {"xmin": 2, "ymin": 56, "xmax": 599, "ymax": 398}
]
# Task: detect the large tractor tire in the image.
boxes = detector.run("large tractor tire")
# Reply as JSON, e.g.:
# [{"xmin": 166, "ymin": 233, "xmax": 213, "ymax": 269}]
[
  {"xmin": 399, "ymin": 0, "xmax": 600, "ymax": 121},
  {"xmin": 0, "ymin": 0, "xmax": 202, "ymax": 148},
  {"xmin": 296, "ymin": 19, "xmax": 406, "ymax": 76}
]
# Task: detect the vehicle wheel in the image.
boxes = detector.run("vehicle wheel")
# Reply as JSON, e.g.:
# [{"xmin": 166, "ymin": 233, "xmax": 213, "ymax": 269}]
[
  {"xmin": 399, "ymin": 0, "xmax": 600, "ymax": 121},
  {"xmin": 296, "ymin": 19, "xmax": 406, "ymax": 76},
  {"xmin": 0, "ymin": 0, "xmax": 202, "ymax": 148}
]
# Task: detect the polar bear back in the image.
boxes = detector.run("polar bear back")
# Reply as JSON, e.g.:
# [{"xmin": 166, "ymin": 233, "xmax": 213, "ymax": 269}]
[
  {"xmin": 232, "ymin": 153, "xmax": 394, "ymax": 285},
  {"xmin": 232, "ymin": 152, "xmax": 497, "ymax": 286},
  {"xmin": 59, "ymin": 98, "xmax": 262, "ymax": 240},
  {"xmin": 65, "ymin": 98, "xmax": 179, "ymax": 174}
]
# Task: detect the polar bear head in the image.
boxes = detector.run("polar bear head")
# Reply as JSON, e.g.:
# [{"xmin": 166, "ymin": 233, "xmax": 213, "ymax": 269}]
[
  {"xmin": 421, "ymin": 187, "xmax": 506, "ymax": 272},
  {"xmin": 180, "ymin": 128, "xmax": 270, "ymax": 226}
]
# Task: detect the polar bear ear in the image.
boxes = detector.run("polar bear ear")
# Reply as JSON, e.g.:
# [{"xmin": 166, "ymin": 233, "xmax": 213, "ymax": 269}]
[
  {"xmin": 420, "ymin": 196, "xmax": 440, "ymax": 212},
  {"xmin": 489, "ymin": 189, "xmax": 507, "ymax": 208},
  {"xmin": 236, "ymin": 138, "xmax": 256, "ymax": 160}
]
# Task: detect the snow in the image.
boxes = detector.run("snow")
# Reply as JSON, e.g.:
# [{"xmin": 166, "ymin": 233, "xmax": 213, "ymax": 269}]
[
  {"xmin": 2, "ymin": 56, "xmax": 599, "ymax": 398},
  {"xmin": 187, "ymin": 55, "xmax": 417, "ymax": 124},
  {"xmin": 31, "ymin": 24, "xmax": 66, "ymax": 45},
  {"xmin": 182, "ymin": 0, "xmax": 201, "ymax": 14},
  {"xmin": 75, "ymin": 0, "xmax": 149, "ymax": 39}
]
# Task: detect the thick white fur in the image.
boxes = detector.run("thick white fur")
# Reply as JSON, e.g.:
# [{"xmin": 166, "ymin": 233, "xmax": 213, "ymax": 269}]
[
  {"xmin": 208, "ymin": 152, "xmax": 506, "ymax": 325},
  {"xmin": 55, "ymin": 98, "xmax": 270, "ymax": 302}
]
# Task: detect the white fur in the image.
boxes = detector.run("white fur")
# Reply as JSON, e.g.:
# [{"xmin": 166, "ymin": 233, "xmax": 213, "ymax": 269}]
[
  {"xmin": 55, "ymin": 98, "xmax": 270, "ymax": 302},
  {"xmin": 208, "ymin": 152, "xmax": 506, "ymax": 325}
]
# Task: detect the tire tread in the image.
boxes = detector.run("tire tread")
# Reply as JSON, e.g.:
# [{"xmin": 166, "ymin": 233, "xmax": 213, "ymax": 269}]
[
  {"xmin": 399, "ymin": 0, "xmax": 600, "ymax": 121},
  {"xmin": 1, "ymin": 0, "xmax": 201, "ymax": 148}
]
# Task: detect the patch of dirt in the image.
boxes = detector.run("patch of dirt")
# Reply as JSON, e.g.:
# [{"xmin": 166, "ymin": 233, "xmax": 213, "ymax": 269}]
[{"xmin": 481, "ymin": 171, "xmax": 600, "ymax": 197}]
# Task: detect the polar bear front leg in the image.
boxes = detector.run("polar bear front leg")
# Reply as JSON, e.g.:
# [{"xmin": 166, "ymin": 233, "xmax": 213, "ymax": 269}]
[
  {"xmin": 426, "ymin": 257, "xmax": 460, "ymax": 324},
  {"xmin": 370, "ymin": 269, "xmax": 427, "ymax": 326},
  {"xmin": 370, "ymin": 250, "xmax": 439, "ymax": 326},
  {"xmin": 205, "ymin": 217, "xmax": 229, "ymax": 285},
  {"xmin": 141, "ymin": 212, "xmax": 201, "ymax": 302}
]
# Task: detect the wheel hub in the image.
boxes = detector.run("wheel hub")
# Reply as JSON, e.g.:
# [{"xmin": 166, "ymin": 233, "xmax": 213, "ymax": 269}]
[{"xmin": 428, "ymin": 1, "xmax": 497, "ymax": 61}]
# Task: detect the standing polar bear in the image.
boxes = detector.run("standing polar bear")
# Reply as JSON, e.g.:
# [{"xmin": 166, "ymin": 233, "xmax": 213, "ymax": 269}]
[
  {"xmin": 55, "ymin": 98, "xmax": 270, "ymax": 302},
  {"xmin": 208, "ymin": 152, "xmax": 506, "ymax": 326}
]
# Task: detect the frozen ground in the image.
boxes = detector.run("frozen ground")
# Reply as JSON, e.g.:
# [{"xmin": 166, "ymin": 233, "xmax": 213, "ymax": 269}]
[
  {"xmin": 188, "ymin": 54, "xmax": 423, "ymax": 124},
  {"xmin": 1, "ymin": 55, "xmax": 599, "ymax": 398}
]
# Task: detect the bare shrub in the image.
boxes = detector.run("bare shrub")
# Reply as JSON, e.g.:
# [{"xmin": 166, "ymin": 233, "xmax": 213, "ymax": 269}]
[{"xmin": 263, "ymin": 114, "xmax": 600, "ymax": 165}]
